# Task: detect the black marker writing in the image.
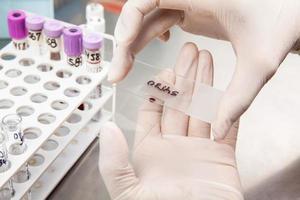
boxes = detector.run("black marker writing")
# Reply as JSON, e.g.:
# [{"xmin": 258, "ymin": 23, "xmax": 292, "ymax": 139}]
[{"xmin": 147, "ymin": 80, "xmax": 179, "ymax": 96}]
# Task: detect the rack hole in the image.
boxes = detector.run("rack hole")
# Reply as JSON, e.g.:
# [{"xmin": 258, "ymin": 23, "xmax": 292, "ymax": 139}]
[
  {"xmin": 56, "ymin": 70, "xmax": 72, "ymax": 78},
  {"xmin": 0, "ymin": 80, "xmax": 8, "ymax": 89},
  {"xmin": 64, "ymin": 88, "xmax": 80, "ymax": 97},
  {"xmin": 33, "ymin": 181, "xmax": 43, "ymax": 189},
  {"xmin": 66, "ymin": 113, "xmax": 82, "ymax": 124},
  {"xmin": 19, "ymin": 58, "xmax": 34, "ymax": 66},
  {"xmin": 1, "ymin": 53, "xmax": 16, "ymax": 61},
  {"xmin": 5, "ymin": 69, "xmax": 22, "ymax": 78},
  {"xmin": 16, "ymin": 106, "xmax": 34, "ymax": 117},
  {"xmin": 76, "ymin": 76, "xmax": 91, "ymax": 85},
  {"xmin": 41, "ymin": 139, "xmax": 58, "ymax": 151},
  {"xmin": 12, "ymin": 167, "xmax": 30, "ymax": 183},
  {"xmin": 54, "ymin": 126, "xmax": 70, "ymax": 137},
  {"xmin": 78, "ymin": 102, "xmax": 92, "ymax": 111},
  {"xmin": 51, "ymin": 100, "xmax": 69, "ymax": 110},
  {"xmin": 44, "ymin": 81, "xmax": 60, "ymax": 91},
  {"xmin": 0, "ymin": 99, "xmax": 14, "ymax": 109},
  {"xmin": 24, "ymin": 74, "xmax": 40, "ymax": 84},
  {"xmin": 37, "ymin": 63, "xmax": 53, "ymax": 72},
  {"xmin": 23, "ymin": 127, "xmax": 42, "ymax": 139},
  {"xmin": 31, "ymin": 93, "xmax": 48, "ymax": 103},
  {"xmin": 38, "ymin": 113, "xmax": 56, "ymax": 124},
  {"xmin": 28, "ymin": 154, "xmax": 45, "ymax": 167},
  {"xmin": 0, "ymin": 65, "xmax": 3, "ymax": 71},
  {"xmin": 10, "ymin": 87, "xmax": 27, "ymax": 96}
]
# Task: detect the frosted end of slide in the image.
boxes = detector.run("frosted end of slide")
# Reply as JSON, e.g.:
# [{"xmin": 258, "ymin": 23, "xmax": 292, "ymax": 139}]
[{"xmin": 187, "ymin": 83, "xmax": 223, "ymax": 123}]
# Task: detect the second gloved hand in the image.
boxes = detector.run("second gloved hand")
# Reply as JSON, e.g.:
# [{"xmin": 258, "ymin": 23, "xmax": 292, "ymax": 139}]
[{"xmin": 109, "ymin": 0, "xmax": 300, "ymax": 140}]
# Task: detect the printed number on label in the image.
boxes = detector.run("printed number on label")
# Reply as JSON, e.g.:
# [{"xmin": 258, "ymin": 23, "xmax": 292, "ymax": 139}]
[
  {"xmin": 0, "ymin": 151, "xmax": 6, "ymax": 167},
  {"xmin": 46, "ymin": 38, "xmax": 58, "ymax": 48},
  {"xmin": 86, "ymin": 51, "xmax": 101, "ymax": 62},
  {"xmin": 13, "ymin": 42, "xmax": 27, "ymax": 50},
  {"xmin": 13, "ymin": 132, "xmax": 23, "ymax": 144},
  {"xmin": 68, "ymin": 57, "xmax": 82, "ymax": 67},
  {"xmin": 0, "ymin": 159, "xmax": 6, "ymax": 167},
  {"xmin": 29, "ymin": 31, "xmax": 42, "ymax": 41}
]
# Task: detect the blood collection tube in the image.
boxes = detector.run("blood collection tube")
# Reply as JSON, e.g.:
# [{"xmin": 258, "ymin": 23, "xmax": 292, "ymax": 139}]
[
  {"xmin": 63, "ymin": 27, "xmax": 83, "ymax": 67},
  {"xmin": 2, "ymin": 114, "xmax": 26, "ymax": 155},
  {"xmin": 7, "ymin": 10, "xmax": 29, "ymax": 51},
  {"xmin": 83, "ymin": 33, "xmax": 103, "ymax": 73},
  {"xmin": 83, "ymin": 33, "xmax": 104, "ymax": 121},
  {"xmin": 44, "ymin": 20, "xmax": 64, "ymax": 61},
  {"xmin": 26, "ymin": 15, "xmax": 45, "ymax": 55}
]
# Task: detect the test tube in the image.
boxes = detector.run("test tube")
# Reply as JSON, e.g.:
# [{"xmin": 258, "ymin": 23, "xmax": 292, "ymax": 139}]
[
  {"xmin": 63, "ymin": 27, "xmax": 83, "ymax": 67},
  {"xmin": 26, "ymin": 15, "xmax": 45, "ymax": 55},
  {"xmin": 0, "ymin": 180, "xmax": 14, "ymax": 200},
  {"xmin": 0, "ymin": 132, "xmax": 10, "ymax": 173},
  {"xmin": 0, "ymin": 132, "xmax": 14, "ymax": 200},
  {"xmin": 12, "ymin": 162, "xmax": 30, "ymax": 184},
  {"xmin": 7, "ymin": 10, "xmax": 29, "ymax": 51},
  {"xmin": 2, "ymin": 114, "xmax": 26, "ymax": 155},
  {"xmin": 83, "ymin": 33, "xmax": 103, "ymax": 73},
  {"xmin": 83, "ymin": 33, "xmax": 103, "ymax": 121},
  {"xmin": 44, "ymin": 20, "xmax": 64, "ymax": 61}
]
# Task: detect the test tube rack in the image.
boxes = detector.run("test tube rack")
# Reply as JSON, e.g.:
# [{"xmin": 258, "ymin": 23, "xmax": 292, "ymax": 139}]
[{"xmin": 0, "ymin": 12, "xmax": 116, "ymax": 200}]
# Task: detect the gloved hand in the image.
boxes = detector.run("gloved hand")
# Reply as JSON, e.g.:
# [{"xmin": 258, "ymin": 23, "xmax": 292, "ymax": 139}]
[
  {"xmin": 100, "ymin": 43, "xmax": 243, "ymax": 200},
  {"xmin": 108, "ymin": 0, "xmax": 300, "ymax": 139}
]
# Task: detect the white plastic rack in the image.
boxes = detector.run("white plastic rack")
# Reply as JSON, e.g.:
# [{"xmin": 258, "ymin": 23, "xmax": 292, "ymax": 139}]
[{"xmin": 0, "ymin": 13, "xmax": 116, "ymax": 200}]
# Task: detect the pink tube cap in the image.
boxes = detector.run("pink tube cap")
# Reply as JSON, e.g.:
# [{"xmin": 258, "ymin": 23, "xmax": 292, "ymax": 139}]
[
  {"xmin": 63, "ymin": 27, "xmax": 83, "ymax": 56},
  {"xmin": 44, "ymin": 20, "xmax": 64, "ymax": 38},
  {"xmin": 83, "ymin": 33, "xmax": 103, "ymax": 50},
  {"xmin": 26, "ymin": 15, "xmax": 45, "ymax": 31},
  {"xmin": 7, "ymin": 10, "xmax": 28, "ymax": 40}
]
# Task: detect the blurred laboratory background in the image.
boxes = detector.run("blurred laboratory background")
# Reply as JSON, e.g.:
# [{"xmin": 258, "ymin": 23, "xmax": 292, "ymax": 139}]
[{"xmin": 2, "ymin": 0, "xmax": 300, "ymax": 200}]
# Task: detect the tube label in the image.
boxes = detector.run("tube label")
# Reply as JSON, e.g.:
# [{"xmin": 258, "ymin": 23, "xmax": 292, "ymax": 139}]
[
  {"xmin": 45, "ymin": 36, "xmax": 61, "ymax": 52},
  {"xmin": 85, "ymin": 49, "xmax": 101, "ymax": 65},
  {"xmin": 0, "ymin": 145, "xmax": 7, "ymax": 167},
  {"xmin": 28, "ymin": 30, "xmax": 43, "ymax": 43},
  {"xmin": 12, "ymin": 131, "xmax": 23, "ymax": 145},
  {"xmin": 67, "ymin": 56, "xmax": 82, "ymax": 68},
  {"xmin": 13, "ymin": 38, "xmax": 28, "ymax": 50}
]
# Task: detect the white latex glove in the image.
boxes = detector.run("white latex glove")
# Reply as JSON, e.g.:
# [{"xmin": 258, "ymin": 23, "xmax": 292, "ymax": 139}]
[
  {"xmin": 100, "ymin": 43, "xmax": 243, "ymax": 200},
  {"xmin": 108, "ymin": 0, "xmax": 300, "ymax": 139}
]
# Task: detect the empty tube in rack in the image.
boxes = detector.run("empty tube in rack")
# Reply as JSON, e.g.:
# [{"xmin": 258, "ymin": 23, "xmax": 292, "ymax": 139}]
[
  {"xmin": 2, "ymin": 114, "xmax": 26, "ymax": 155},
  {"xmin": 0, "ymin": 132, "xmax": 9, "ymax": 173}
]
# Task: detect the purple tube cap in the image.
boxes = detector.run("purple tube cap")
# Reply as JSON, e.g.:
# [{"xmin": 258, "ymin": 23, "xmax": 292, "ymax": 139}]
[
  {"xmin": 26, "ymin": 15, "xmax": 45, "ymax": 31},
  {"xmin": 83, "ymin": 33, "xmax": 103, "ymax": 50},
  {"xmin": 7, "ymin": 10, "xmax": 28, "ymax": 40},
  {"xmin": 63, "ymin": 27, "xmax": 83, "ymax": 56},
  {"xmin": 44, "ymin": 20, "xmax": 64, "ymax": 38}
]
